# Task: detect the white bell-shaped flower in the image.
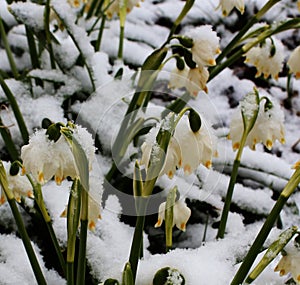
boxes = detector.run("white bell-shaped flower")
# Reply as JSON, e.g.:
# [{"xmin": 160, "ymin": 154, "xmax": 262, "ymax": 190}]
[
  {"xmin": 169, "ymin": 66, "xmax": 209, "ymax": 97},
  {"xmin": 229, "ymin": 96, "xmax": 285, "ymax": 150},
  {"xmin": 275, "ymin": 244, "xmax": 300, "ymax": 284},
  {"xmin": 140, "ymin": 114, "xmax": 217, "ymax": 178},
  {"xmin": 154, "ymin": 199, "xmax": 191, "ymax": 231},
  {"xmin": 186, "ymin": 25, "xmax": 220, "ymax": 68},
  {"xmin": 287, "ymin": 46, "xmax": 300, "ymax": 79},
  {"xmin": 244, "ymin": 38, "xmax": 284, "ymax": 80},
  {"xmin": 105, "ymin": 0, "xmax": 141, "ymax": 18},
  {"xmin": 217, "ymin": 0, "xmax": 244, "ymax": 16},
  {"xmin": 21, "ymin": 124, "xmax": 95, "ymax": 185},
  {"xmin": 0, "ymin": 162, "xmax": 34, "ymax": 204}
]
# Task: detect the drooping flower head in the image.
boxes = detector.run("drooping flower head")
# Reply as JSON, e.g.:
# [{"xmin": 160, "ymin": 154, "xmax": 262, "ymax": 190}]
[
  {"xmin": 105, "ymin": 0, "xmax": 142, "ymax": 19},
  {"xmin": 21, "ymin": 123, "xmax": 95, "ymax": 185},
  {"xmin": 217, "ymin": 0, "xmax": 245, "ymax": 16},
  {"xmin": 0, "ymin": 162, "xmax": 34, "ymax": 205},
  {"xmin": 186, "ymin": 25, "xmax": 221, "ymax": 68},
  {"xmin": 154, "ymin": 199, "xmax": 191, "ymax": 231},
  {"xmin": 244, "ymin": 37, "xmax": 284, "ymax": 80},
  {"xmin": 287, "ymin": 46, "xmax": 300, "ymax": 79},
  {"xmin": 275, "ymin": 243, "xmax": 300, "ymax": 284},
  {"xmin": 140, "ymin": 113, "xmax": 217, "ymax": 178},
  {"xmin": 169, "ymin": 25, "xmax": 220, "ymax": 97},
  {"xmin": 229, "ymin": 95, "xmax": 285, "ymax": 150}
]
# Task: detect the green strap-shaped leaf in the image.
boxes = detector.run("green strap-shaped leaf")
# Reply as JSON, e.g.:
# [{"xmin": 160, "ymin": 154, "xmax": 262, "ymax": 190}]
[{"xmin": 246, "ymin": 226, "xmax": 298, "ymax": 284}]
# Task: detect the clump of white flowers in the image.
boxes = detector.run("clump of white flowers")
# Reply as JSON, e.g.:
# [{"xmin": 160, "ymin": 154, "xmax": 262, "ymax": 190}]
[
  {"xmin": 244, "ymin": 37, "xmax": 284, "ymax": 80},
  {"xmin": 141, "ymin": 114, "xmax": 217, "ymax": 178},
  {"xmin": 169, "ymin": 25, "xmax": 220, "ymax": 96},
  {"xmin": 21, "ymin": 123, "xmax": 95, "ymax": 185},
  {"xmin": 274, "ymin": 242, "xmax": 300, "ymax": 284},
  {"xmin": 217, "ymin": 0, "xmax": 244, "ymax": 16},
  {"xmin": 155, "ymin": 199, "xmax": 191, "ymax": 232},
  {"xmin": 287, "ymin": 46, "xmax": 300, "ymax": 79},
  {"xmin": 229, "ymin": 95, "xmax": 285, "ymax": 150}
]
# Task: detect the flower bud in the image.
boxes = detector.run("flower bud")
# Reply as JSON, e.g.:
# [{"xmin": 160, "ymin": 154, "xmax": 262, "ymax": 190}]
[{"xmin": 188, "ymin": 109, "xmax": 201, "ymax": 133}]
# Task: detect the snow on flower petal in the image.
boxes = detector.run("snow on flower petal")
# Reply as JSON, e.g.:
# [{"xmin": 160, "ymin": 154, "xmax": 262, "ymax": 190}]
[
  {"xmin": 229, "ymin": 96, "xmax": 285, "ymax": 151},
  {"xmin": 186, "ymin": 25, "xmax": 220, "ymax": 68},
  {"xmin": 21, "ymin": 124, "xmax": 95, "ymax": 185},
  {"xmin": 244, "ymin": 38, "xmax": 284, "ymax": 80},
  {"xmin": 186, "ymin": 67, "xmax": 209, "ymax": 96},
  {"xmin": 287, "ymin": 46, "xmax": 300, "ymax": 79}
]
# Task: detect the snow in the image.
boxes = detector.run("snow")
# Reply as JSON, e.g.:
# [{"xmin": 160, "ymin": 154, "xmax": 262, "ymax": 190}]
[{"xmin": 0, "ymin": 0, "xmax": 299, "ymax": 284}]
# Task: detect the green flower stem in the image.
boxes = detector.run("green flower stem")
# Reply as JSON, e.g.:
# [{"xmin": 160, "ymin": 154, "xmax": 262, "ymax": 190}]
[
  {"xmin": 0, "ymin": 116, "xmax": 19, "ymax": 161},
  {"xmin": 45, "ymin": 221, "xmax": 66, "ymax": 276},
  {"xmin": 0, "ymin": 16, "xmax": 19, "ymax": 79},
  {"xmin": 231, "ymin": 166, "xmax": 300, "ymax": 285},
  {"xmin": 67, "ymin": 261, "xmax": 75, "ymax": 285},
  {"xmin": 8, "ymin": 198, "xmax": 47, "ymax": 285},
  {"xmin": 95, "ymin": 15, "xmax": 106, "ymax": 52},
  {"xmin": 129, "ymin": 197, "xmax": 149, "ymax": 282},
  {"xmin": 28, "ymin": 180, "xmax": 66, "ymax": 276},
  {"xmin": 76, "ymin": 189, "xmax": 89, "ymax": 285},
  {"xmin": 216, "ymin": 0, "xmax": 281, "ymax": 64},
  {"xmin": 44, "ymin": 0, "xmax": 56, "ymax": 70},
  {"xmin": 0, "ymin": 74, "xmax": 29, "ymax": 144},
  {"xmin": 66, "ymin": 178, "xmax": 81, "ymax": 285},
  {"xmin": 165, "ymin": 0, "xmax": 195, "ymax": 44},
  {"xmin": 118, "ymin": 25, "xmax": 125, "ymax": 60},
  {"xmin": 0, "ymin": 162, "xmax": 47, "ymax": 285},
  {"xmin": 217, "ymin": 131, "xmax": 247, "ymax": 239}
]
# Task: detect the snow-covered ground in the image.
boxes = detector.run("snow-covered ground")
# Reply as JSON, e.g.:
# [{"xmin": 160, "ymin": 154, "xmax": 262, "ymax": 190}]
[{"xmin": 0, "ymin": 0, "xmax": 299, "ymax": 284}]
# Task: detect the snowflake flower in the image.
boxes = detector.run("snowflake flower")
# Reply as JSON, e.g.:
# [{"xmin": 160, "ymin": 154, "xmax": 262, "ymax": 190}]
[
  {"xmin": 174, "ymin": 115, "xmax": 216, "ymax": 174},
  {"xmin": 274, "ymin": 244, "xmax": 300, "ymax": 284},
  {"xmin": 229, "ymin": 97, "xmax": 285, "ymax": 150},
  {"xmin": 21, "ymin": 124, "xmax": 95, "ymax": 185},
  {"xmin": 154, "ymin": 199, "xmax": 191, "ymax": 231},
  {"xmin": 0, "ymin": 162, "xmax": 33, "ymax": 204},
  {"xmin": 244, "ymin": 38, "xmax": 284, "ymax": 80},
  {"xmin": 287, "ymin": 46, "xmax": 300, "ymax": 79},
  {"xmin": 105, "ymin": 0, "xmax": 141, "ymax": 19},
  {"xmin": 186, "ymin": 25, "xmax": 220, "ymax": 68},
  {"xmin": 169, "ymin": 66, "xmax": 209, "ymax": 96},
  {"xmin": 217, "ymin": 0, "xmax": 244, "ymax": 16},
  {"xmin": 140, "ymin": 115, "xmax": 217, "ymax": 178}
]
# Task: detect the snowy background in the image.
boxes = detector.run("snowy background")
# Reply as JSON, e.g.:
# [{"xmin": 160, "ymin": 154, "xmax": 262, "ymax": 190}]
[{"xmin": 0, "ymin": 0, "xmax": 299, "ymax": 284}]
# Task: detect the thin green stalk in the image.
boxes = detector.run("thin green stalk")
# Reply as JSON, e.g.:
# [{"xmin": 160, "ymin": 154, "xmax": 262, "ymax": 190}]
[
  {"xmin": 0, "ymin": 16, "xmax": 19, "ymax": 78},
  {"xmin": 0, "ymin": 116, "xmax": 19, "ymax": 161},
  {"xmin": 95, "ymin": 15, "xmax": 106, "ymax": 51},
  {"xmin": 45, "ymin": 221, "xmax": 66, "ymax": 276},
  {"xmin": 66, "ymin": 178, "xmax": 81, "ymax": 285},
  {"xmin": 67, "ymin": 262, "xmax": 75, "ymax": 285},
  {"xmin": 28, "ymin": 180, "xmax": 66, "ymax": 276},
  {"xmin": 8, "ymin": 198, "xmax": 47, "ymax": 285},
  {"xmin": 217, "ymin": 125, "xmax": 248, "ymax": 239},
  {"xmin": 118, "ymin": 25, "xmax": 125, "ymax": 60},
  {"xmin": 231, "ymin": 166, "xmax": 300, "ymax": 285},
  {"xmin": 0, "ymin": 162, "xmax": 46, "ymax": 285},
  {"xmin": 0, "ymin": 74, "xmax": 29, "ymax": 144},
  {"xmin": 76, "ymin": 189, "xmax": 89, "ymax": 285},
  {"xmin": 44, "ymin": 0, "xmax": 56, "ymax": 69},
  {"xmin": 129, "ymin": 197, "xmax": 149, "ymax": 281}
]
